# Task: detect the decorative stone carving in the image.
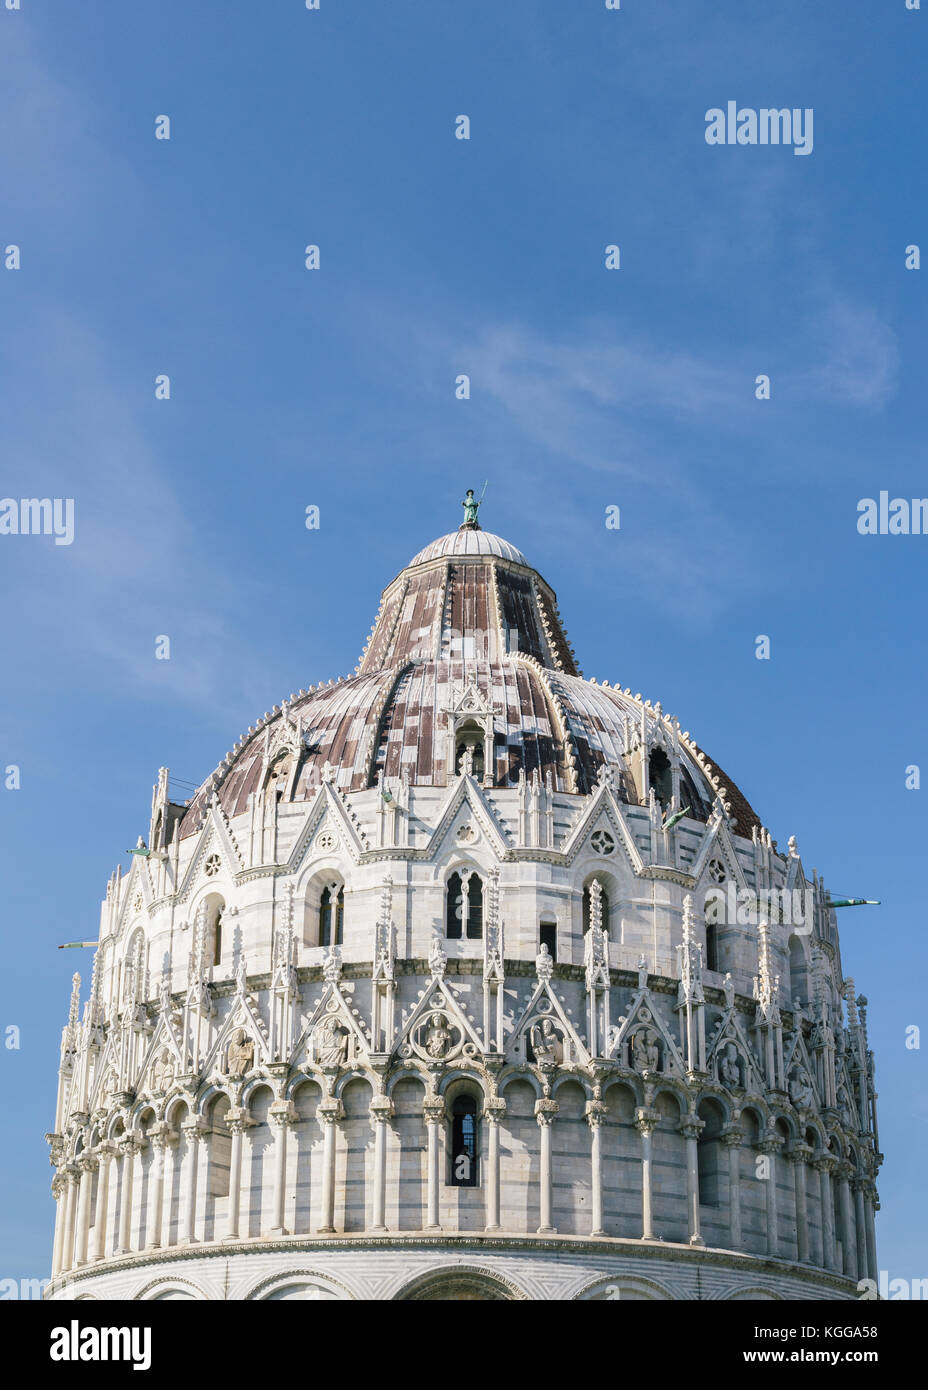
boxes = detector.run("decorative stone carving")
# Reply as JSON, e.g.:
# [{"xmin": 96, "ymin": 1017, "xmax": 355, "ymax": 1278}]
[
  {"xmin": 150, "ymin": 1047, "xmax": 175, "ymax": 1094},
  {"xmin": 322, "ymin": 944, "xmax": 342, "ymax": 983},
  {"xmin": 789, "ymin": 1067, "xmax": 815, "ymax": 1112},
  {"xmin": 226, "ymin": 1028, "xmax": 254, "ymax": 1077},
  {"xmin": 530, "ymin": 1017, "xmax": 563, "ymax": 1066},
  {"xmin": 535, "ymin": 943, "xmax": 554, "ymax": 982},
  {"xmin": 631, "ymin": 1026, "xmax": 660, "ymax": 1074},
  {"xmin": 428, "ymin": 934, "xmax": 446, "ymax": 978},
  {"xmin": 314, "ymin": 1014, "xmax": 349, "ymax": 1068},
  {"xmin": 719, "ymin": 1041, "xmax": 742, "ymax": 1090}
]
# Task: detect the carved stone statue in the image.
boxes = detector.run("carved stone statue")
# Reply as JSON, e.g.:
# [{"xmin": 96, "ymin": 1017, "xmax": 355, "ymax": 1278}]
[
  {"xmin": 315, "ymin": 1015, "xmax": 349, "ymax": 1068},
  {"xmin": 424, "ymin": 1012, "xmax": 452, "ymax": 1060},
  {"xmin": 227, "ymin": 1027, "xmax": 254, "ymax": 1076},
  {"xmin": 428, "ymin": 935, "xmax": 446, "ymax": 977},
  {"xmin": 535, "ymin": 943, "xmax": 554, "ymax": 982},
  {"xmin": 322, "ymin": 944, "xmax": 342, "ymax": 983},
  {"xmin": 632, "ymin": 1027, "xmax": 659, "ymax": 1073},
  {"xmin": 530, "ymin": 1017, "xmax": 561, "ymax": 1066},
  {"xmin": 789, "ymin": 1067, "xmax": 815, "ymax": 1111},
  {"xmin": 151, "ymin": 1046, "xmax": 175, "ymax": 1093},
  {"xmin": 723, "ymin": 972, "xmax": 735, "ymax": 1010},
  {"xmin": 719, "ymin": 1041, "xmax": 742, "ymax": 1089},
  {"xmin": 637, "ymin": 955, "xmax": 649, "ymax": 991}
]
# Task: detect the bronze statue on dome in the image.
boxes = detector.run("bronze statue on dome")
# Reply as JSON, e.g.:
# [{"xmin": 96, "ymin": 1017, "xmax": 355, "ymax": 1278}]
[{"xmin": 460, "ymin": 484, "xmax": 486, "ymax": 530}]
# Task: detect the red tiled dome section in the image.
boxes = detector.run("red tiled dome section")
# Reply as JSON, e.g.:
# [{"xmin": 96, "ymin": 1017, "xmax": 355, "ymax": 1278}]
[{"xmin": 176, "ymin": 530, "xmax": 761, "ymax": 840}]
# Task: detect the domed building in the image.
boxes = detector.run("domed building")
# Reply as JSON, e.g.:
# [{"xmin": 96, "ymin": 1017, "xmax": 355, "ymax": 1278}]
[{"xmin": 45, "ymin": 512, "xmax": 881, "ymax": 1301}]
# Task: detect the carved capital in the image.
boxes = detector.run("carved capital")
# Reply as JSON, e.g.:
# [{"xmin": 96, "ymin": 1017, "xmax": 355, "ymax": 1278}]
[
  {"xmin": 268, "ymin": 1102, "xmax": 297, "ymax": 1127},
  {"xmin": 534, "ymin": 1098, "xmax": 558, "ymax": 1125},
  {"xmin": 225, "ymin": 1109, "xmax": 254, "ymax": 1137},
  {"xmin": 318, "ymin": 1099, "xmax": 344, "ymax": 1125},
  {"xmin": 423, "ymin": 1100, "xmax": 445, "ymax": 1125},
  {"xmin": 678, "ymin": 1116, "xmax": 705, "ymax": 1142},
  {"xmin": 149, "ymin": 1122, "xmax": 178, "ymax": 1150},
  {"xmin": 720, "ymin": 1126, "xmax": 744, "ymax": 1149},
  {"xmin": 585, "ymin": 1099, "xmax": 608, "ymax": 1128},
  {"xmin": 369, "ymin": 1096, "xmax": 394, "ymax": 1124},
  {"xmin": 634, "ymin": 1107, "xmax": 660, "ymax": 1137},
  {"xmin": 482, "ymin": 1097, "xmax": 506, "ymax": 1124}
]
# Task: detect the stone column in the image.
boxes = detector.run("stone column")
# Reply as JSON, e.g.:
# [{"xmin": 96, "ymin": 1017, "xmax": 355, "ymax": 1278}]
[
  {"xmin": 61, "ymin": 1167, "xmax": 80, "ymax": 1272},
  {"xmin": 116, "ymin": 1137, "xmax": 138, "ymax": 1255},
  {"xmin": 535, "ymin": 1098, "xmax": 558, "ymax": 1234},
  {"xmin": 586, "ymin": 1100, "xmax": 607, "ymax": 1237},
  {"xmin": 680, "ymin": 1118, "xmax": 705, "ymax": 1246},
  {"xmin": 721, "ymin": 1126, "xmax": 743, "ymax": 1251},
  {"xmin": 815, "ymin": 1158, "xmax": 836, "ymax": 1271},
  {"xmin": 758, "ymin": 1136, "xmax": 782, "ymax": 1258},
  {"xmin": 423, "ymin": 1097, "xmax": 444, "ymax": 1231},
  {"xmin": 51, "ymin": 1176, "xmax": 66, "ymax": 1278},
  {"xmin": 268, "ymin": 1103, "xmax": 296, "ymax": 1236},
  {"xmin": 635, "ymin": 1108, "xmax": 659, "ymax": 1241},
  {"xmin": 180, "ymin": 1120, "xmax": 205, "ymax": 1245},
  {"xmin": 369, "ymin": 1095, "xmax": 394, "ymax": 1233},
  {"xmin": 838, "ymin": 1164, "xmax": 855, "ymax": 1278},
  {"xmin": 484, "ymin": 1099, "xmax": 505, "ymax": 1233},
  {"xmin": 865, "ymin": 1185, "xmax": 878, "ymax": 1282},
  {"xmin": 148, "ymin": 1126, "xmax": 175, "ymax": 1249},
  {"xmin": 853, "ymin": 1179, "xmax": 868, "ymax": 1282},
  {"xmin": 224, "ymin": 1112, "xmax": 251, "ymax": 1242},
  {"xmin": 788, "ymin": 1144, "xmax": 812, "ymax": 1263},
  {"xmin": 317, "ymin": 1099, "xmax": 343, "ymax": 1234},
  {"xmin": 73, "ymin": 1156, "xmax": 96, "ymax": 1267},
  {"xmin": 92, "ymin": 1145, "xmax": 114, "ymax": 1261}
]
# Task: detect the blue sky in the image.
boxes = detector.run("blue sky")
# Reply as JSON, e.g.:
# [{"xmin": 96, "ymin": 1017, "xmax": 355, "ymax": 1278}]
[{"xmin": 1, "ymin": 1, "xmax": 925, "ymax": 1286}]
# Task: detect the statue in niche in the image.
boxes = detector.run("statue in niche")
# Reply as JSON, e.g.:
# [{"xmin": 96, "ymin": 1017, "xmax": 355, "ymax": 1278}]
[
  {"xmin": 789, "ymin": 1067, "xmax": 815, "ymax": 1111},
  {"xmin": 227, "ymin": 1027, "xmax": 254, "ymax": 1076},
  {"xmin": 632, "ymin": 1027, "xmax": 660, "ymax": 1073},
  {"xmin": 322, "ymin": 944, "xmax": 342, "ymax": 983},
  {"xmin": 719, "ymin": 1041, "xmax": 742, "ymax": 1089},
  {"xmin": 428, "ymin": 935, "xmax": 446, "ymax": 977},
  {"xmin": 424, "ymin": 1012, "xmax": 452, "ymax": 1060},
  {"xmin": 530, "ymin": 1017, "xmax": 562, "ymax": 1066},
  {"xmin": 150, "ymin": 1046, "xmax": 175, "ymax": 1093},
  {"xmin": 723, "ymin": 973, "xmax": 735, "ymax": 1010},
  {"xmin": 535, "ymin": 942, "xmax": 554, "ymax": 982},
  {"xmin": 315, "ymin": 1015, "xmax": 349, "ymax": 1068},
  {"xmin": 637, "ymin": 956, "xmax": 649, "ymax": 991}
]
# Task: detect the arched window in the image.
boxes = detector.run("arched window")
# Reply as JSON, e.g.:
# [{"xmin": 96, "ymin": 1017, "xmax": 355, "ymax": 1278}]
[
  {"xmin": 788, "ymin": 934, "xmax": 809, "ymax": 1007},
  {"xmin": 697, "ymin": 1101, "xmax": 724, "ymax": 1207},
  {"xmin": 212, "ymin": 907, "xmax": 223, "ymax": 967},
  {"xmin": 539, "ymin": 915, "xmax": 557, "ymax": 962},
  {"xmin": 582, "ymin": 880, "xmax": 609, "ymax": 934},
  {"xmin": 449, "ymin": 1095, "xmax": 479, "ymax": 1187},
  {"xmin": 446, "ymin": 872, "xmax": 483, "ymax": 940},
  {"xmin": 319, "ymin": 885, "xmax": 344, "ymax": 947},
  {"xmin": 649, "ymin": 749, "xmax": 673, "ymax": 811},
  {"xmin": 705, "ymin": 918, "xmax": 719, "ymax": 973}
]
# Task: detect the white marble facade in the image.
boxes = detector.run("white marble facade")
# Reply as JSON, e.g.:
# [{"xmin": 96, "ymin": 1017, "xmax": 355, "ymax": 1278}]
[{"xmin": 45, "ymin": 529, "xmax": 881, "ymax": 1302}]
